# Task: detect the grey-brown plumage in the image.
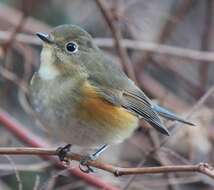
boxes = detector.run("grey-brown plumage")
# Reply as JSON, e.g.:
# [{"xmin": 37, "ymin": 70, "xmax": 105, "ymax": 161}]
[{"xmin": 30, "ymin": 24, "xmax": 194, "ymax": 147}]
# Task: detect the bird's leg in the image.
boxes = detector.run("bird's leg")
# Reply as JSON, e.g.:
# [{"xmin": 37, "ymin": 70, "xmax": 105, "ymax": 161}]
[
  {"xmin": 56, "ymin": 144, "xmax": 71, "ymax": 164},
  {"xmin": 79, "ymin": 144, "xmax": 109, "ymax": 173}
]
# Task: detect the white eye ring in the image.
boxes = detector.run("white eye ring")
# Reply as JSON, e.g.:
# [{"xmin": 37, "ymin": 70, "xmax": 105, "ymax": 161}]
[{"xmin": 65, "ymin": 41, "xmax": 78, "ymax": 54}]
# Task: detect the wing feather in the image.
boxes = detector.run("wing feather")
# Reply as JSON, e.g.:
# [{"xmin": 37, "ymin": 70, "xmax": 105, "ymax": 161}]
[
  {"xmin": 122, "ymin": 91, "xmax": 170, "ymax": 135},
  {"xmin": 89, "ymin": 77, "xmax": 170, "ymax": 135}
]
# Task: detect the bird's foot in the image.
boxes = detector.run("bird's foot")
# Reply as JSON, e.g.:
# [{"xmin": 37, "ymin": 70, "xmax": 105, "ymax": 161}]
[
  {"xmin": 79, "ymin": 154, "xmax": 97, "ymax": 173},
  {"xmin": 79, "ymin": 144, "xmax": 109, "ymax": 173},
  {"xmin": 56, "ymin": 144, "xmax": 71, "ymax": 164}
]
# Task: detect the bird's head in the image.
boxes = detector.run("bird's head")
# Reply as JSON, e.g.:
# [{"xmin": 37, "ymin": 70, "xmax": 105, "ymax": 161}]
[{"xmin": 36, "ymin": 24, "xmax": 99, "ymax": 80}]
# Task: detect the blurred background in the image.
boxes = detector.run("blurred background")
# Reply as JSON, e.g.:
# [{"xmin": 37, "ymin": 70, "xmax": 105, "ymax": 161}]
[{"xmin": 0, "ymin": 0, "xmax": 214, "ymax": 189}]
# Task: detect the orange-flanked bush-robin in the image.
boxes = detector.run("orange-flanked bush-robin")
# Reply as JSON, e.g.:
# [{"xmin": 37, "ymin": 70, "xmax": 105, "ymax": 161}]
[{"xmin": 30, "ymin": 25, "xmax": 194, "ymax": 171}]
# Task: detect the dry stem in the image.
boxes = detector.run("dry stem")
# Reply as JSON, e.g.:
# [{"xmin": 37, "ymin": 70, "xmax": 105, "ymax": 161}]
[
  {"xmin": 2, "ymin": 31, "xmax": 214, "ymax": 62},
  {"xmin": 0, "ymin": 147, "xmax": 213, "ymax": 178},
  {"xmin": 95, "ymin": 0, "xmax": 137, "ymax": 82}
]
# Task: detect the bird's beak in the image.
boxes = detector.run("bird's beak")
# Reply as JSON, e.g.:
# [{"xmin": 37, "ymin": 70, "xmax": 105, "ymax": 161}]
[{"xmin": 36, "ymin": 32, "xmax": 53, "ymax": 44}]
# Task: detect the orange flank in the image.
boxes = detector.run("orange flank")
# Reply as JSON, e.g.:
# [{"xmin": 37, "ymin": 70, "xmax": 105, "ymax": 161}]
[{"xmin": 78, "ymin": 81, "xmax": 138, "ymax": 129}]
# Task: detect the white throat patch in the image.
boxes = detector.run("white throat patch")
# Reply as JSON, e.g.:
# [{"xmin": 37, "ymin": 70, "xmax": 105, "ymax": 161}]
[{"xmin": 38, "ymin": 47, "xmax": 60, "ymax": 80}]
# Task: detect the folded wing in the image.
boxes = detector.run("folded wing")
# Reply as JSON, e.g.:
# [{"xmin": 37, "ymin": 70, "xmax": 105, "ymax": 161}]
[{"xmin": 121, "ymin": 91, "xmax": 170, "ymax": 135}]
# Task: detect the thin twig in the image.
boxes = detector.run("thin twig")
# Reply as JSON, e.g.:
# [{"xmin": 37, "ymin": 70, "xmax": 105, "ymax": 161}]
[
  {"xmin": 95, "ymin": 0, "xmax": 137, "ymax": 81},
  {"xmin": 1, "ymin": 0, "xmax": 32, "ymax": 55},
  {"xmin": 2, "ymin": 31, "xmax": 214, "ymax": 62},
  {"xmin": 152, "ymin": 58, "xmax": 205, "ymax": 99},
  {"xmin": 122, "ymin": 85, "xmax": 214, "ymax": 189},
  {"xmin": 199, "ymin": 0, "xmax": 213, "ymax": 88},
  {"xmin": 5, "ymin": 155, "xmax": 23, "ymax": 190},
  {"xmin": 112, "ymin": 163, "xmax": 214, "ymax": 177},
  {"xmin": 0, "ymin": 147, "xmax": 213, "ymax": 179},
  {"xmin": 2, "ymin": 13, "xmax": 27, "ymax": 55},
  {"xmin": 0, "ymin": 109, "xmax": 120, "ymax": 190},
  {"xmin": 0, "ymin": 2, "xmax": 50, "ymax": 33},
  {"xmin": 0, "ymin": 31, "xmax": 40, "ymax": 45},
  {"xmin": 33, "ymin": 175, "xmax": 40, "ymax": 190},
  {"xmin": 95, "ymin": 38, "xmax": 214, "ymax": 62},
  {"xmin": 0, "ymin": 162, "xmax": 51, "ymax": 171},
  {"xmin": 0, "ymin": 65, "xmax": 28, "ymax": 93},
  {"xmin": 158, "ymin": 0, "xmax": 193, "ymax": 43},
  {"xmin": 41, "ymin": 169, "xmax": 69, "ymax": 190},
  {"xmin": 147, "ymin": 85, "xmax": 214, "ymax": 163},
  {"xmin": 132, "ymin": 175, "xmax": 200, "ymax": 187}
]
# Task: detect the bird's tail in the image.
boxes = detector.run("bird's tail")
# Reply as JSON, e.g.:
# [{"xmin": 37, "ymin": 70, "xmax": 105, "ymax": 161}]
[{"xmin": 152, "ymin": 104, "xmax": 195, "ymax": 126}]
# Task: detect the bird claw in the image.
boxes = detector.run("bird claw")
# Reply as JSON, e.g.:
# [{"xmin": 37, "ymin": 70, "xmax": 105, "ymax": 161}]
[
  {"xmin": 56, "ymin": 144, "xmax": 71, "ymax": 164},
  {"xmin": 78, "ymin": 144, "xmax": 109, "ymax": 173},
  {"xmin": 79, "ymin": 154, "xmax": 97, "ymax": 173}
]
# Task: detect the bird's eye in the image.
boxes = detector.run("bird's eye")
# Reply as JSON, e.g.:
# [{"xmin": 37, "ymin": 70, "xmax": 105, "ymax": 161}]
[{"xmin": 65, "ymin": 41, "xmax": 78, "ymax": 53}]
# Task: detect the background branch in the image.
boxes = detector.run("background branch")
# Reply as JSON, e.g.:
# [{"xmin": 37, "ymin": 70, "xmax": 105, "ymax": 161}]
[
  {"xmin": 95, "ymin": 0, "xmax": 137, "ymax": 81},
  {"xmin": 2, "ymin": 31, "xmax": 214, "ymax": 62}
]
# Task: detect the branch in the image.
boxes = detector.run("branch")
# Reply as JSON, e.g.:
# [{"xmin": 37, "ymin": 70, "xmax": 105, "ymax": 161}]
[
  {"xmin": 2, "ymin": 31, "xmax": 214, "ymax": 62},
  {"xmin": 121, "ymin": 85, "xmax": 214, "ymax": 189},
  {"xmin": 1, "ymin": 0, "xmax": 33, "ymax": 55},
  {"xmin": 0, "ymin": 147, "xmax": 213, "ymax": 178},
  {"xmin": 199, "ymin": 0, "xmax": 213, "ymax": 87},
  {"xmin": 0, "ymin": 3, "xmax": 50, "ymax": 33},
  {"xmin": 1, "ymin": 13, "xmax": 27, "ymax": 54},
  {"xmin": 95, "ymin": 38, "xmax": 214, "ymax": 62},
  {"xmin": 0, "ymin": 66, "xmax": 28, "ymax": 93},
  {"xmin": 0, "ymin": 110, "xmax": 119, "ymax": 190},
  {"xmin": 95, "ymin": 0, "xmax": 137, "ymax": 81}
]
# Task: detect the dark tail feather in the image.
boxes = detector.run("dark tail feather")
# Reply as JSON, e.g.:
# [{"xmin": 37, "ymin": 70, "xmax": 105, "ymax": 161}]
[{"xmin": 153, "ymin": 104, "xmax": 195, "ymax": 126}]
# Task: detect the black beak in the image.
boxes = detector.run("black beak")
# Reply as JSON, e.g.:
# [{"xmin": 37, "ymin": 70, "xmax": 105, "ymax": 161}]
[{"xmin": 36, "ymin": 32, "xmax": 52, "ymax": 44}]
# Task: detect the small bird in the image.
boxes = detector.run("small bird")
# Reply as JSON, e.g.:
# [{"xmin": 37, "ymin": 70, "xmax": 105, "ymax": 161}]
[{"xmin": 29, "ymin": 24, "xmax": 194, "ymax": 171}]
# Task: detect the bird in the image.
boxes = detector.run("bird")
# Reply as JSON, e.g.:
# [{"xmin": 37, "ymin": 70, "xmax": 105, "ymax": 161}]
[{"xmin": 29, "ymin": 24, "xmax": 194, "ymax": 172}]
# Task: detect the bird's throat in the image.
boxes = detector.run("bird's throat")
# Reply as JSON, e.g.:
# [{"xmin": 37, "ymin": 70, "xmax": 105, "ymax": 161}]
[{"xmin": 38, "ymin": 47, "xmax": 60, "ymax": 80}]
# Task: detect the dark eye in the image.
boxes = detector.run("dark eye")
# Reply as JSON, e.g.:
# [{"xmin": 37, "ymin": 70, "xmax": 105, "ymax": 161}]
[{"xmin": 65, "ymin": 41, "xmax": 78, "ymax": 53}]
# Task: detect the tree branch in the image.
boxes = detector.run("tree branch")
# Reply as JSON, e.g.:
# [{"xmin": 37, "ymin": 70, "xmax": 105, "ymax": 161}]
[
  {"xmin": 0, "ymin": 109, "xmax": 119, "ymax": 190},
  {"xmin": 0, "ymin": 147, "xmax": 213, "ymax": 178},
  {"xmin": 2, "ymin": 31, "xmax": 214, "ymax": 62},
  {"xmin": 95, "ymin": 0, "xmax": 137, "ymax": 82}
]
